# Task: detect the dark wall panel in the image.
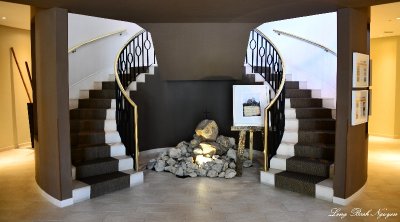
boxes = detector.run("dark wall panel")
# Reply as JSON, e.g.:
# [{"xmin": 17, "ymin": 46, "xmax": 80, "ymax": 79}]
[
  {"xmin": 335, "ymin": 7, "xmax": 369, "ymax": 199},
  {"xmin": 142, "ymin": 23, "xmax": 259, "ymax": 80},
  {"xmin": 130, "ymin": 71, "xmax": 264, "ymax": 150}
]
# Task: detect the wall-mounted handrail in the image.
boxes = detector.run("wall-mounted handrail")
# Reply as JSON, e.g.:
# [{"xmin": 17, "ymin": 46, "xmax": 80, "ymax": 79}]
[
  {"xmin": 68, "ymin": 29, "xmax": 126, "ymax": 53},
  {"xmin": 273, "ymin": 29, "xmax": 337, "ymax": 56},
  {"xmin": 10, "ymin": 47, "xmax": 32, "ymax": 103}
]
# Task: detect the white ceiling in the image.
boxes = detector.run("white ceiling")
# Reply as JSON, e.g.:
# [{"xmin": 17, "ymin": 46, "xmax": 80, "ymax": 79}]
[
  {"xmin": 0, "ymin": 1, "xmax": 399, "ymax": 37},
  {"xmin": 371, "ymin": 2, "xmax": 400, "ymax": 38},
  {"xmin": 0, "ymin": 1, "xmax": 30, "ymax": 30}
]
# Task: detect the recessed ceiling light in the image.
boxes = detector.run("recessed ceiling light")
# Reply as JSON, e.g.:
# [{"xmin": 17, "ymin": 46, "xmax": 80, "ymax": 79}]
[
  {"xmin": 1, "ymin": 17, "xmax": 6, "ymax": 20},
  {"xmin": 384, "ymin": 31, "xmax": 394, "ymax": 34},
  {"xmin": 397, "ymin": 17, "xmax": 400, "ymax": 20}
]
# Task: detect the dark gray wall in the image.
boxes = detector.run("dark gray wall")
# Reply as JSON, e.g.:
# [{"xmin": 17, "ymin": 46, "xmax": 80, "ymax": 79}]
[
  {"xmin": 334, "ymin": 7, "xmax": 370, "ymax": 199},
  {"xmin": 34, "ymin": 7, "xmax": 72, "ymax": 201},
  {"xmin": 142, "ymin": 23, "xmax": 259, "ymax": 80},
  {"xmin": 130, "ymin": 71, "xmax": 264, "ymax": 150}
]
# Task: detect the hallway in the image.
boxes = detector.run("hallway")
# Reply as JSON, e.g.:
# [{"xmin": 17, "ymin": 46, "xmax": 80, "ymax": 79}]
[{"xmin": 0, "ymin": 137, "xmax": 399, "ymax": 222}]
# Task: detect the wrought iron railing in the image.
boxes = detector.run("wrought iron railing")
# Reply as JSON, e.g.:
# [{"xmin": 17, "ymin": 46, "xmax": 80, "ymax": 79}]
[
  {"xmin": 114, "ymin": 29, "xmax": 155, "ymax": 171},
  {"xmin": 245, "ymin": 29, "xmax": 286, "ymax": 171}
]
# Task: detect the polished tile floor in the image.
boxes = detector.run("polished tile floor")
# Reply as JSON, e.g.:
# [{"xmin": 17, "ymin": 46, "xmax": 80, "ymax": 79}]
[{"xmin": 0, "ymin": 137, "xmax": 399, "ymax": 222}]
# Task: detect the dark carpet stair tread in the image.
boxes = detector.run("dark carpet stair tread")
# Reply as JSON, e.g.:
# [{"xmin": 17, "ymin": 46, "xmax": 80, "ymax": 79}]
[
  {"xmin": 70, "ymin": 120, "xmax": 105, "ymax": 132},
  {"xmin": 71, "ymin": 131, "xmax": 106, "ymax": 147},
  {"xmin": 297, "ymin": 130, "xmax": 335, "ymax": 145},
  {"xmin": 286, "ymin": 156, "xmax": 332, "ymax": 177},
  {"xmin": 89, "ymin": 89, "xmax": 116, "ymax": 99},
  {"xmin": 74, "ymin": 157, "xmax": 119, "ymax": 179},
  {"xmin": 285, "ymin": 81, "xmax": 300, "ymax": 89},
  {"xmin": 102, "ymin": 81, "xmax": 116, "ymax": 89},
  {"xmin": 70, "ymin": 108, "xmax": 110, "ymax": 120},
  {"xmin": 289, "ymin": 98, "xmax": 323, "ymax": 108},
  {"xmin": 286, "ymin": 89, "xmax": 312, "ymax": 98},
  {"xmin": 294, "ymin": 143, "xmax": 335, "ymax": 160},
  {"xmin": 297, "ymin": 119, "xmax": 336, "ymax": 130},
  {"xmin": 71, "ymin": 144, "xmax": 111, "ymax": 162},
  {"xmin": 275, "ymin": 171, "xmax": 326, "ymax": 196},
  {"xmin": 78, "ymin": 98, "xmax": 113, "ymax": 109},
  {"xmin": 78, "ymin": 171, "xmax": 130, "ymax": 198},
  {"xmin": 294, "ymin": 108, "xmax": 333, "ymax": 119}
]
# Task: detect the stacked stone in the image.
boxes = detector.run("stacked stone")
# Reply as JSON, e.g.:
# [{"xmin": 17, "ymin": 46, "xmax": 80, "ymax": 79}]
[{"xmin": 147, "ymin": 120, "xmax": 253, "ymax": 179}]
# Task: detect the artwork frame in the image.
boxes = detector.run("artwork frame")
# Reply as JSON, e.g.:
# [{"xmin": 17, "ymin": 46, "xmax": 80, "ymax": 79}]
[
  {"xmin": 351, "ymin": 90, "xmax": 369, "ymax": 126},
  {"xmin": 233, "ymin": 85, "xmax": 270, "ymax": 126},
  {"xmin": 352, "ymin": 52, "xmax": 370, "ymax": 88}
]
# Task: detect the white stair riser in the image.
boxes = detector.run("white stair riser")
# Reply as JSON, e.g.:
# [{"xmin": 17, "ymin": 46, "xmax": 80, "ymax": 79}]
[
  {"xmin": 79, "ymin": 90, "xmax": 89, "ymax": 99},
  {"xmin": 104, "ymin": 120, "xmax": 117, "ymax": 131},
  {"xmin": 106, "ymin": 109, "xmax": 116, "ymax": 120},
  {"xmin": 276, "ymin": 143, "xmax": 295, "ymax": 156},
  {"xmin": 285, "ymin": 99, "xmax": 291, "ymax": 108},
  {"xmin": 118, "ymin": 157, "xmax": 134, "ymax": 171},
  {"xmin": 127, "ymin": 82, "xmax": 137, "ymax": 91},
  {"xmin": 285, "ymin": 119, "xmax": 299, "ymax": 130},
  {"xmin": 72, "ymin": 186, "xmax": 90, "ymax": 203},
  {"xmin": 110, "ymin": 143, "xmax": 126, "ymax": 157},
  {"xmin": 285, "ymin": 109, "xmax": 296, "ymax": 119},
  {"xmin": 136, "ymin": 74, "xmax": 146, "ymax": 83},
  {"xmin": 270, "ymin": 157, "xmax": 287, "ymax": 170},
  {"xmin": 130, "ymin": 171, "xmax": 144, "ymax": 187},
  {"xmin": 105, "ymin": 131, "xmax": 122, "ymax": 144},
  {"xmin": 316, "ymin": 179, "xmax": 334, "ymax": 202},
  {"xmin": 281, "ymin": 131, "xmax": 298, "ymax": 143}
]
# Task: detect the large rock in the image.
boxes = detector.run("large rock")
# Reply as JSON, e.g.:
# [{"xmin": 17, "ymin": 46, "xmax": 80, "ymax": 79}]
[
  {"xmin": 212, "ymin": 163, "xmax": 223, "ymax": 173},
  {"xmin": 207, "ymin": 169, "xmax": 218, "ymax": 178},
  {"xmin": 227, "ymin": 148, "xmax": 237, "ymax": 162},
  {"xmin": 199, "ymin": 142, "xmax": 218, "ymax": 156},
  {"xmin": 175, "ymin": 167, "xmax": 184, "ymax": 177},
  {"xmin": 195, "ymin": 155, "xmax": 212, "ymax": 166},
  {"xmin": 225, "ymin": 169, "xmax": 237, "ymax": 179},
  {"xmin": 176, "ymin": 141, "xmax": 188, "ymax": 155},
  {"xmin": 169, "ymin": 148, "xmax": 182, "ymax": 158},
  {"xmin": 198, "ymin": 168, "xmax": 207, "ymax": 177},
  {"xmin": 216, "ymin": 135, "xmax": 235, "ymax": 150},
  {"xmin": 166, "ymin": 158, "xmax": 176, "ymax": 166},
  {"xmin": 147, "ymin": 159, "xmax": 156, "ymax": 170},
  {"xmin": 195, "ymin": 119, "xmax": 219, "ymax": 141},
  {"xmin": 155, "ymin": 160, "xmax": 166, "ymax": 172},
  {"xmin": 243, "ymin": 160, "xmax": 253, "ymax": 168}
]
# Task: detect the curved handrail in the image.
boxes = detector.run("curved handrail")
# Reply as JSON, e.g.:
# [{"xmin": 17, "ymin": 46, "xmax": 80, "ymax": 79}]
[
  {"xmin": 68, "ymin": 29, "xmax": 126, "ymax": 53},
  {"xmin": 273, "ymin": 29, "xmax": 337, "ymax": 56},
  {"xmin": 114, "ymin": 29, "xmax": 154, "ymax": 171},
  {"xmin": 248, "ymin": 29, "xmax": 286, "ymax": 171}
]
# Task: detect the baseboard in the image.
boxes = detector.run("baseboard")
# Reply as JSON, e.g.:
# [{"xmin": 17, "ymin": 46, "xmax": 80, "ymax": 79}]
[
  {"xmin": 0, "ymin": 145, "xmax": 14, "ymax": 152},
  {"xmin": 333, "ymin": 183, "xmax": 366, "ymax": 206},
  {"xmin": 0, "ymin": 142, "xmax": 32, "ymax": 152},
  {"xmin": 369, "ymin": 134, "xmax": 400, "ymax": 140},
  {"xmin": 18, "ymin": 142, "xmax": 32, "ymax": 148},
  {"xmin": 36, "ymin": 183, "xmax": 73, "ymax": 208}
]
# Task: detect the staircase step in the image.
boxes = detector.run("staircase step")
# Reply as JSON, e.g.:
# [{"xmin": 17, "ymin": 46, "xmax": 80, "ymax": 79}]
[
  {"xmin": 285, "ymin": 81, "xmax": 299, "ymax": 89},
  {"xmin": 275, "ymin": 171, "xmax": 326, "ymax": 196},
  {"xmin": 71, "ymin": 132, "xmax": 106, "ymax": 146},
  {"xmin": 294, "ymin": 144, "xmax": 335, "ymax": 160},
  {"xmin": 102, "ymin": 81, "xmax": 116, "ymax": 90},
  {"xmin": 70, "ymin": 108, "xmax": 115, "ymax": 120},
  {"xmin": 71, "ymin": 131, "xmax": 121, "ymax": 146},
  {"xmin": 298, "ymin": 119, "xmax": 335, "ymax": 131},
  {"xmin": 74, "ymin": 157, "xmax": 120, "ymax": 179},
  {"xmin": 286, "ymin": 89, "xmax": 312, "ymax": 98},
  {"xmin": 298, "ymin": 130, "xmax": 335, "ymax": 144},
  {"xmin": 78, "ymin": 99, "xmax": 115, "ymax": 109},
  {"xmin": 70, "ymin": 120, "xmax": 117, "ymax": 132},
  {"xmin": 286, "ymin": 156, "xmax": 332, "ymax": 177},
  {"xmin": 70, "ymin": 120, "xmax": 104, "ymax": 132},
  {"xmin": 295, "ymin": 108, "xmax": 332, "ymax": 119},
  {"xmin": 89, "ymin": 90, "xmax": 116, "ymax": 99},
  {"xmin": 71, "ymin": 144, "xmax": 111, "ymax": 162},
  {"xmin": 288, "ymin": 98, "xmax": 322, "ymax": 108},
  {"xmin": 79, "ymin": 171, "xmax": 131, "ymax": 198}
]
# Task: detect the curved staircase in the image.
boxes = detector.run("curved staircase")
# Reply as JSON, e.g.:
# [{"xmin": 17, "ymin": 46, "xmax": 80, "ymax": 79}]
[
  {"xmin": 70, "ymin": 76, "xmax": 144, "ymax": 203},
  {"xmin": 261, "ymin": 77, "xmax": 335, "ymax": 201}
]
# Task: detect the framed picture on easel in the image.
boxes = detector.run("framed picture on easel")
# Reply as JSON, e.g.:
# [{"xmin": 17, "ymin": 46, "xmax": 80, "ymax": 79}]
[
  {"xmin": 352, "ymin": 52, "xmax": 370, "ymax": 88},
  {"xmin": 233, "ymin": 85, "xmax": 270, "ymax": 126}
]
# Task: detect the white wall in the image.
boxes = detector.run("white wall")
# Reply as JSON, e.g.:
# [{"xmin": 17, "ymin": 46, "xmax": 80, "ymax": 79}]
[
  {"xmin": 68, "ymin": 13, "xmax": 142, "ymax": 99},
  {"xmin": 257, "ymin": 12, "xmax": 337, "ymax": 108}
]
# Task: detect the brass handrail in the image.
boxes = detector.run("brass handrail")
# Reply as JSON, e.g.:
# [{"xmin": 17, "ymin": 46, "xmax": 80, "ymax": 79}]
[
  {"xmin": 113, "ymin": 29, "xmax": 147, "ymax": 172},
  {"xmin": 254, "ymin": 28, "xmax": 286, "ymax": 172},
  {"xmin": 68, "ymin": 29, "xmax": 126, "ymax": 53},
  {"xmin": 273, "ymin": 29, "xmax": 337, "ymax": 56}
]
